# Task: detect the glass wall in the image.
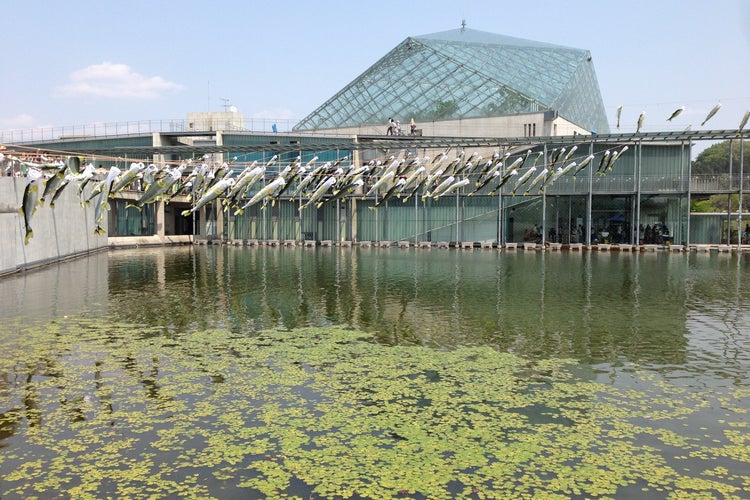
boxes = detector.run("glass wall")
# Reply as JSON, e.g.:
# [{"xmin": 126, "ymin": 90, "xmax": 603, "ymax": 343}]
[{"xmin": 110, "ymin": 200, "xmax": 155, "ymax": 237}]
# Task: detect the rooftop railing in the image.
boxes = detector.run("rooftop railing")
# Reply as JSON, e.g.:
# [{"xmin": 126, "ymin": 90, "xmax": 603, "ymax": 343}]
[{"xmin": 0, "ymin": 118, "xmax": 300, "ymax": 144}]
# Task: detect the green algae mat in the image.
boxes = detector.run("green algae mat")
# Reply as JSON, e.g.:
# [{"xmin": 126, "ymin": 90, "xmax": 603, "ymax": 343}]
[{"xmin": 0, "ymin": 317, "xmax": 748, "ymax": 499}]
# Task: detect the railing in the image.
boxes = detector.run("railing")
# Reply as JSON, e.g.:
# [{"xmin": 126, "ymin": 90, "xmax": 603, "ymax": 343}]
[
  {"xmin": 0, "ymin": 118, "xmax": 301, "ymax": 144},
  {"xmin": 544, "ymin": 174, "xmax": 750, "ymax": 195},
  {"xmin": 689, "ymin": 174, "xmax": 750, "ymax": 193}
]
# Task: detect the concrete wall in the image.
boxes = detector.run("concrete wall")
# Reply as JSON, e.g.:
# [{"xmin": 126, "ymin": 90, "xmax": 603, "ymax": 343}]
[
  {"xmin": 0, "ymin": 177, "xmax": 108, "ymax": 276},
  {"xmin": 302, "ymin": 114, "xmax": 590, "ymax": 139}
]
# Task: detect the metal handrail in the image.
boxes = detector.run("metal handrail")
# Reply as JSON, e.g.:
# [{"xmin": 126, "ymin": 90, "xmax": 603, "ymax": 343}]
[{"xmin": 0, "ymin": 118, "xmax": 300, "ymax": 144}]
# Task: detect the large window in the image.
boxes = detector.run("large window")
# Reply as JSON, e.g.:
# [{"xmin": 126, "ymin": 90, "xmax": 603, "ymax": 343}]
[{"xmin": 111, "ymin": 200, "xmax": 155, "ymax": 236}]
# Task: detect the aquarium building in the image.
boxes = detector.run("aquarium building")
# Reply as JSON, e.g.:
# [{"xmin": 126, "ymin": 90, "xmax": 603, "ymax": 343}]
[
  {"xmin": 294, "ymin": 27, "xmax": 609, "ymax": 138},
  {"xmin": 1, "ymin": 28, "xmax": 748, "ymax": 251}
]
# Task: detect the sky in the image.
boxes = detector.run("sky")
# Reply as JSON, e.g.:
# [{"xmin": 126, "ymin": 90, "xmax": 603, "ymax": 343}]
[{"xmin": 2, "ymin": 0, "xmax": 749, "ymax": 142}]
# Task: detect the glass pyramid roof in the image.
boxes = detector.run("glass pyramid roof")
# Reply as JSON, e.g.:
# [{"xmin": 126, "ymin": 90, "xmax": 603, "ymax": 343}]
[{"xmin": 293, "ymin": 28, "xmax": 610, "ymax": 134}]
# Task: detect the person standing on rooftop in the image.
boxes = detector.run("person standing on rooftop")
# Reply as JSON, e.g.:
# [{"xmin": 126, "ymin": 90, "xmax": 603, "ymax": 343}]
[{"xmin": 387, "ymin": 117, "xmax": 395, "ymax": 135}]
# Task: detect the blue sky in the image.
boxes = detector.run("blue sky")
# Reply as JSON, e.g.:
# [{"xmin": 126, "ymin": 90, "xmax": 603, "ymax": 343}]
[{"xmin": 2, "ymin": 0, "xmax": 749, "ymax": 138}]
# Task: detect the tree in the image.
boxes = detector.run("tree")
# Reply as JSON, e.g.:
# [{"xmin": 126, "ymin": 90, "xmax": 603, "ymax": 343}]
[
  {"xmin": 690, "ymin": 139, "xmax": 749, "ymax": 213},
  {"xmin": 692, "ymin": 139, "xmax": 750, "ymax": 175},
  {"xmin": 691, "ymin": 194, "xmax": 741, "ymax": 213},
  {"xmin": 430, "ymin": 100, "xmax": 459, "ymax": 120}
]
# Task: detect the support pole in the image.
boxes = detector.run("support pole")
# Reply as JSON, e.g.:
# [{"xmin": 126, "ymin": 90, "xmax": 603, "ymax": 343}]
[
  {"xmin": 738, "ymin": 138, "xmax": 745, "ymax": 250},
  {"xmin": 635, "ymin": 140, "xmax": 642, "ymax": 248},
  {"xmin": 586, "ymin": 142, "xmax": 594, "ymax": 246},
  {"xmin": 728, "ymin": 140, "xmax": 733, "ymax": 244},
  {"xmin": 498, "ymin": 190, "xmax": 503, "ymax": 246},
  {"xmin": 685, "ymin": 140, "xmax": 692, "ymax": 247},
  {"xmin": 414, "ymin": 194, "xmax": 418, "ymax": 244},
  {"xmin": 542, "ymin": 144, "xmax": 547, "ymax": 247},
  {"xmin": 455, "ymin": 186, "xmax": 460, "ymax": 243}
]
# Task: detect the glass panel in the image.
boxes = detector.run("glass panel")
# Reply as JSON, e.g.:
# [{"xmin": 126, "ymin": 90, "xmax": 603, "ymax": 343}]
[{"xmin": 295, "ymin": 28, "xmax": 608, "ymax": 134}]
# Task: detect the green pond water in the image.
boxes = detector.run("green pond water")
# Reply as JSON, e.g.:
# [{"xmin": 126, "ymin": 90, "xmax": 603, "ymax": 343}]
[{"xmin": 0, "ymin": 246, "xmax": 748, "ymax": 499}]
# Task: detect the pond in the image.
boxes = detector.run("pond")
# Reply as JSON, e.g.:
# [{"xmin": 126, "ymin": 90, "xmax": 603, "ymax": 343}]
[{"xmin": 1, "ymin": 246, "xmax": 748, "ymax": 498}]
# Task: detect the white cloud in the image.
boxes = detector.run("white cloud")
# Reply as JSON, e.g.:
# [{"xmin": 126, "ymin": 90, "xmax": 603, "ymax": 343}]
[
  {"xmin": 0, "ymin": 113, "xmax": 35, "ymax": 129},
  {"xmin": 55, "ymin": 62, "xmax": 183, "ymax": 99}
]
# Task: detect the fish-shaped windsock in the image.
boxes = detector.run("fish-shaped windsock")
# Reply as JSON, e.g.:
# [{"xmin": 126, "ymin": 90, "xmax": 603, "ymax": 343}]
[
  {"xmin": 469, "ymin": 170, "xmax": 500, "ymax": 196},
  {"xmin": 320, "ymin": 178, "xmax": 364, "ymax": 209},
  {"xmin": 488, "ymin": 168, "xmax": 518, "ymax": 195},
  {"xmin": 573, "ymin": 154, "xmax": 595, "ymax": 177},
  {"xmin": 434, "ymin": 178, "xmax": 469, "ymax": 200},
  {"xmin": 667, "ymin": 106, "xmax": 685, "ymax": 122},
  {"xmin": 562, "ymin": 145, "xmax": 578, "ymax": 164},
  {"xmin": 422, "ymin": 175, "xmax": 454, "ymax": 201},
  {"xmin": 181, "ymin": 177, "xmax": 234, "ymax": 216},
  {"xmin": 525, "ymin": 168, "xmax": 549, "ymax": 194},
  {"xmin": 605, "ymin": 146, "xmax": 629, "ymax": 173},
  {"xmin": 529, "ymin": 151, "xmax": 544, "ymax": 169},
  {"xmin": 49, "ymin": 173, "xmax": 77, "ymax": 208},
  {"xmin": 371, "ymin": 178, "xmax": 407, "ymax": 209},
  {"xmin": 556, "ymin": 161, "xmax": 577, "ymax": 178},
  {"xmin": 237, "ymin": 175, "xmax": 286, "ymax": 213},
  {"xmin": 76, "ymin": 163, "xmax": 97, "ymax": 198},
  {"xmin": 265, "ymin": 155, "xmax": 278, "ymax": 168},
  {"xmin": 615, "ymin": 105, "xmax": 622, "ymax": 129},
  {"xmin": 636, "ymin": 112, "xmax": 645, "ymax": 134},
  {"xmin": 364, "ymin": 171, "xmax": 395, "ymax": 198},
  {"xmin": 300, "ymin": 176, "xmax": 336, "ymax": 211},
  {"xmin": 128, "ymin": 166, "xmax": 183, "ymax": 211},
  {"xmin": 511, "ymin": 167, "xmax": 536, "ymax": 195},
  {"xmin": 20, "ymin": 168, "xmax": 44, "ymax": 244},
  {"xmin": 39, "ymin": 162, "xmax": 68, "ymax": 206},
  {"xmin": 701, "ymin": 103, "xmax": 721, "ymax": 127},
  {"xmin": 737, "ymin": 109, "xmax": 749, "ymax": 136},
  {"xmin": 596, "ymin": 151, "xmax": 611, "ymax": 174},
  {"xmin": 110, "ymin": 162, "xmax": 145, "ymax": 194}
]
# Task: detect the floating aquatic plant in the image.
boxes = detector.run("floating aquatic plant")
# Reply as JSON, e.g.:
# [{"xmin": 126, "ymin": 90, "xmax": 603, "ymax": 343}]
[{"xmin": 0, "ymin": 317, "xmax": 748, "ymax": 498}]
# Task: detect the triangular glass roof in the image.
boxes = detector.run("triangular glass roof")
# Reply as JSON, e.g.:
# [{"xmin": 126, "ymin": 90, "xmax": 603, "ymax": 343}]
[{"xmin": 293, "ymin": 28, "xmax": 610, "ymax": 134}]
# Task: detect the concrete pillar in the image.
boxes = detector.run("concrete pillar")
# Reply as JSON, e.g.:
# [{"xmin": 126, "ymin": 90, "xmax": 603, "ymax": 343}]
[
  {"xmin": 216, "ymin": 201, "xmax": 224, "ymax": 240},
  {"xmin": 155, "ymin": 200, "xmax": 165, "ymax": 237}
]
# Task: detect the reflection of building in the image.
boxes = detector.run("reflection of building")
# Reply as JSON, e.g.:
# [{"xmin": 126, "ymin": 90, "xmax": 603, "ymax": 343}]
[{"xmin": 3, "ymin": 27, "xmax": 748, "ymax": 247}]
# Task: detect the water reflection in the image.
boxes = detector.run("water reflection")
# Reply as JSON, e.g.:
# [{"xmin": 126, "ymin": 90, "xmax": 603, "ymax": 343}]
[
  {"xmin": 3, "ymin": 246, "xmax": 749, "ymax": 385},
  {"xmin": 1, "ymin": 247, "xmax": 749, "ymax": 498},
  {"xmin": 110, "ymin": 248, "xmax": 749, "ymax": 378}
]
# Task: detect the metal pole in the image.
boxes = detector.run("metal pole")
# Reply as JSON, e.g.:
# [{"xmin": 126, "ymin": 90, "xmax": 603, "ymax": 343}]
[
  {"xmin": 542, "ymin": 189, "xmax": 547, "ymax": 248},
  {"xmin": 414, "ymin": 194, "xmax": 418, "ymax": 244},
  {"xmin": 375, "ymin": 193, "xmax": 379, "ymax": 243},
  {"xmin": 739, "ymin": 138, "xmax": 745, "ymax": 250},
  {"xmin": 555, "ymin": 196, "xmax": 559, "ymax": 244},
  {"xmin": 498, "ymin": 189, "xmax": 503, "ymax": 247},
  {"xmin": 542, "ymin": 144, "xmax": 547, "ymax": 248},
  {"xmin": 422, "ymin": 197, "xmax": 427, "ymax": 245},
  {"xmin": 586, "ymin": 142, "xmax": 594, "ymax": 246},
  {"xmin": 685, "ymin": 140, "xmax": 692, "ymax": 247},
  {"xmin": 455, "ymin": 187, "xmax": 460, "ymax": 244},
  {"xmin": 299, "ymin": 190, "xmax": 303, "ymax": 242},
  {"xmin": 568, "ymin": 196, "xmax": 572, "ymax": 244},
  {"xmin": 336, "ymin": 198, "xmax": 341, "ymax": 243},
  {"xmin": 635, "ymin": 140, "xmax": 642, "ymax": 248},
  {"xmin": 728, "ymin": 140, "xmax": 733, "ymax": 244}
]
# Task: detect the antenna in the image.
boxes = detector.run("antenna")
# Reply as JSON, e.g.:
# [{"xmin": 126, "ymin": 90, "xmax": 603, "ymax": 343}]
[
  {"xmin": 220, "ymin": 98, "xmax": 231, "ymax": 112},
  {"xmin": 461, "ymin": 19, "xmax": 466, "ymax": 32}
]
